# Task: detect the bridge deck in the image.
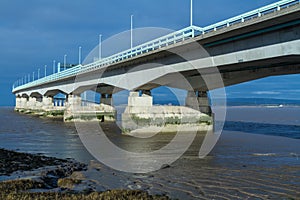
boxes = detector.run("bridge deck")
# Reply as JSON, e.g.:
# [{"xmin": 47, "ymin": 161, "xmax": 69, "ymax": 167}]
[{"xmin": 12, "ymin": 0, "xmax": 300, "ymax": 94}]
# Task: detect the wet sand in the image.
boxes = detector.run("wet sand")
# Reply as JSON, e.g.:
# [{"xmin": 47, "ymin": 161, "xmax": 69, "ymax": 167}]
[
  {"xmin": 0, "ymin": 148, "xmax": 169, "ymax": 200},
  {"xmin": 73, "ymin": 128, "xmax": 299, "ymax": 199}
]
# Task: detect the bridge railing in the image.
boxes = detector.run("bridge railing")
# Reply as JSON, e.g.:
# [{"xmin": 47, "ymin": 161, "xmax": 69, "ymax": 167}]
[
  {"xmin": 201, "ymin": 0, "xmax": 299, "ymax": 34},
  {"xmin": 13, "ymin": 65, "xmax": 82, "ymax": 91},
  {"xmin": 79, "ymin": 26, "xmax": 202, "ymax": 73},
  {"xmin": 12, "ymin": 0, "xmax": 299, "ymax": 92},
  {"xmin": 13, "ymin": 26, "xmax": 201, "ymax": 92}
]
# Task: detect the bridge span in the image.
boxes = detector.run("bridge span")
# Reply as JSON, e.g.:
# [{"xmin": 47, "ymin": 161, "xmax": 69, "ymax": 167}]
[{"xmin": 12, "ymin": 0, "xmax": 300, "ymax": 131}]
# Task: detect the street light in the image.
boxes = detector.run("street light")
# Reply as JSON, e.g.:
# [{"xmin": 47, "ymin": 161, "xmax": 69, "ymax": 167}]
[
  {"xmin": 33, "ymin": 72, "xmax": 35, "ymax": 81},
  {"xmin": 38, "ymin": 68, "xmax": 40, "ymax": 79},
  {"xmin": 79, "ymin": 46, "xmax": 82, "ymax": 64},
  {"xmin": 130, "ymin": 15, "xmax": 133, "ymax": 49},
  {"xmin": 64, "ymin": 54, "xmax": 67, "ymax": 70},
  {"xmin": 53, "ymin": 60, "xmax": 56, "ymax": 74},
  {"xmin": 44, "ymin": 65, "xmax": 47, "ymax": 77},
  {"xmin": 190, "ymin": 0, "xmax": 193, "ymax": 26},
  {"xmin": 99, "ymin": 35, "xmax": 102, "ymax": 60}
]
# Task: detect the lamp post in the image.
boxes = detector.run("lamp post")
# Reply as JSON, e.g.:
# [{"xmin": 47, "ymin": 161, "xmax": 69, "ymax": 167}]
[
  {"xmin": 44, "ymin": 65, "xmax": 47, "ymax": 77},
  {"xmin": 79, "ymin": 46, "xmax": 82, "ymax": 64},
  {"xmin": 38, "ymin": 68, "xmax": 40, "ymax": 79},
  {"xmin": 33, "ymin": 72, "xmax": 35, "ymax": 81},
  {"xmin": 190, "ymin": 0, "xmax": 195, "ymax": 37},
  {"xmin": 64, "ymin": 54, "xmax": 67, "ymax": 70},
  {"xmin": 53, "ymin": 60, "xmax": 56, "ymax": 74},
  {"xmin": 99, "ymin": 35, "xmax": 102, "ymax": 60},
  {"xmin": 190, "ymin": 0, "xmax": 193, "ymax": 26},
  {"xmin": 130, "ymin": 15, "xmax": 133, "ymax": 49}
]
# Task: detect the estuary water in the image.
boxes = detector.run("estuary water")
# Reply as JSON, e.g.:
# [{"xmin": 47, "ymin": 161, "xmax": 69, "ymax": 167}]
[{"xmin": 0, "ymin": 106, "xmax": 299, "ymax": 199}]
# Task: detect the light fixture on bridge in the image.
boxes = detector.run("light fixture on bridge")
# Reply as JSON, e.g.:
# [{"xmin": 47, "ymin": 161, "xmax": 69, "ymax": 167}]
[
  {"xmin": 64, "ymin": 54, "xmax": 67, "ymax": 70},
  {"xmin": 79, "ymin": 46, "xmax": 82, "ymax": 64},
  {"xmin": 44, "ymin": 65, "xmax": 47, "ymax": 77},
  {"xmin": 190, "ymin": 0, "xmax": 193, "ymax": 27},
  {"xmin": 131, "ymin": 14, "xmax": 134, "ymax": 49},
  {"xmin": 53, "ymin": 60, "xmax": 56, "ymax": 74},
  {"xmin": 99, "ymin": 35, "xmax": 102, "ymax": 60}
]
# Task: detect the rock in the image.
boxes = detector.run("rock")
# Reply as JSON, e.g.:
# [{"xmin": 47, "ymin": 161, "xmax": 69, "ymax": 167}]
[
  {"xmin": 70, "ymin": 171, "xmax": 86, "ymax": 180},
  {"xmin": 57, "ymin": 177, "xmax": 82, "ymax": 189}
]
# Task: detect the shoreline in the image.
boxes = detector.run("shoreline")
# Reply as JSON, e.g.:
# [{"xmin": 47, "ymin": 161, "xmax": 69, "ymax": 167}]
[{"xmin": 0, "ymin": 148, "xmax": 169, "ymax": 199}]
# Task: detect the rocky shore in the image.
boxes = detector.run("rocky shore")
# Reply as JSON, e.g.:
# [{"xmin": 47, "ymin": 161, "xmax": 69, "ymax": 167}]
[{"xmin": 0, "ymin": 148, "xmax": 169, "ymax": 200}]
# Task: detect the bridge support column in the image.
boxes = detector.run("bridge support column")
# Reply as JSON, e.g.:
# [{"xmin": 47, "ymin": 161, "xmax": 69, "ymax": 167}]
[
  {"xmin": 198, "ymin": 91, "xmax": 212, "ymax": 115},
  {"xmin": 28, "ymin": 97, "xmax": 37, "ymax": 110},
  {"xmin": 67, "ymin": 95, "xmax": 82, "ymax": 108},
  {"xmin": 122, "ymin": 90, "xmax": 153, "ymax": 131},
  {"xmin": 15, "ymin": 96, "xmax": 21, "ymax": 109},
  {"xmin": 186, "ymin": 91, "xmax": 212, "ymax": 115},
  {"xmin": 128, "ymin": 90, "xmax": 152, "ymax": 108},
  {"xmin": 185, "ymin": 91, "xmax": 198, "ymax": 110},
  {"xmin": 42, "ymin": 96, "xmax": 54, "ymax": 110},
  {"xmin": 100, "ymin": 94, "xmax": 113, "ymax": 106},
  {"xmin": 20, "ymin": 97, "xmax": 28, "ymax": 109}
]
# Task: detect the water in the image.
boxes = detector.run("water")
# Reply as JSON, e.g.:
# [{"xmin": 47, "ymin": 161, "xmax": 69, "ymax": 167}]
[
  {"xmin": 0, "ymin": 107, "xmax": 93, "ymax": 162},
  {"xmin": 225, "ymin": 106, "xmax": 300, "ymax": 139},
  {"xmin": 0, "ymin": 106, "xmax": 299, "ymax": 199}
]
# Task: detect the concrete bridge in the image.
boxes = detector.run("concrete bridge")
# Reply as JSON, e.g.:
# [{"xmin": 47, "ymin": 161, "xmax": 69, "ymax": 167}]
[{"xmin": 12, "ymin": 0, "xmax": 300, "ymax": 131}]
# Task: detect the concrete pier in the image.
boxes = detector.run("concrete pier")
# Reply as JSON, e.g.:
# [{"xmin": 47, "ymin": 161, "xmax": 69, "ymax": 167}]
[
  {"xmin": 122, "ymin": 91, "xmax": 213, "ymax": 134},
  {"xmin": 15, "ymin": 94, "xmax": 116, "ymax": 122},
  {"xmin": 100, "ymin": 94, "xmax": 113, "ymax": 106},
  {"xmin": 42, "ymin": 96, "xmax": 54, "ymax": 110},
  {"xmin": 63, "ymin": 95, "xmax": 116, "ymax": 122},
  {"xmin": 186, "ymin": 91, "xmax": 212, "ymax": 115}
]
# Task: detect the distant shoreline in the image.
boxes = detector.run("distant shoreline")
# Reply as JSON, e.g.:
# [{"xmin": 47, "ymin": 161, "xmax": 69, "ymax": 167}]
[{"xmin": 1, "ymin": 104, "xmax": 300, "ymax": 109}]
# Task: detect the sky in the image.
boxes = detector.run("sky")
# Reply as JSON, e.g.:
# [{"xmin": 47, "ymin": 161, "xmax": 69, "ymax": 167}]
[{"xmin": 0, "ymin": 0, "xmax": 299, "ymax": 106}]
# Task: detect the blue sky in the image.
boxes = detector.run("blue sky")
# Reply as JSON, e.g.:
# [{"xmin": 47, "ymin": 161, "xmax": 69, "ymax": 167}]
[{"xmin": 0, "ymin": 0, "xmax": 299, "ymax": 106}]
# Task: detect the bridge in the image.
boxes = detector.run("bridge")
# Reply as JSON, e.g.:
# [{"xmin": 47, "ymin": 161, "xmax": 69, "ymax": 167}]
[{"xmin": 12, "ymin": 0, "xmax": 300, "ymax": 132}]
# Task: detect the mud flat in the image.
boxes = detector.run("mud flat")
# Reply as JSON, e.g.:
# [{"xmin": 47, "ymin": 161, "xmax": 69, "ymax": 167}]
[{"xmin": 0, "ymin": 148, "xmax": 169, "ymax": 200}]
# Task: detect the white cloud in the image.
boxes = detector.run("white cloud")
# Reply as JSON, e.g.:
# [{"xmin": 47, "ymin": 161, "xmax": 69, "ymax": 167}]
[{"xmin": 252, "ymin": 91, "xmax": 281, "ymax": 95}]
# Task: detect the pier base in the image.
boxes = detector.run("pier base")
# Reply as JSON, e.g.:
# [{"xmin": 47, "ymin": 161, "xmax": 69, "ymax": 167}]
[
  {"xmin": 42, "ymin": 96, "xmax": 54, "ymax": 110},
  {"xmin": 64, "ymin": 95, "xmax": 116, "ymax": 122},
  {"xmin": 122, "ymin": 91, "xmax": 213, "ymax": 134}
]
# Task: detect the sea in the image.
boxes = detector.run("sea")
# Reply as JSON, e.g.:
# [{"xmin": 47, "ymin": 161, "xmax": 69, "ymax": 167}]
[{"xmin": 0, "ymin": 98, "xmax": 299, "ymax": 199}]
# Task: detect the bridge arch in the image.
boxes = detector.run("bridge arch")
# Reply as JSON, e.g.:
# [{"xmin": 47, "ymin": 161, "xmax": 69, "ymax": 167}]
[
  {"xmin": 44, "ymin": 89, "xmax": 68, "ymax": 97},
  {"xmin": 30, "ymin": 92, "xmax": 42, "ymax": 98},
  {"xmin": 21, "ymin": 93, "xmax": 29, "ymax": 98}
]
